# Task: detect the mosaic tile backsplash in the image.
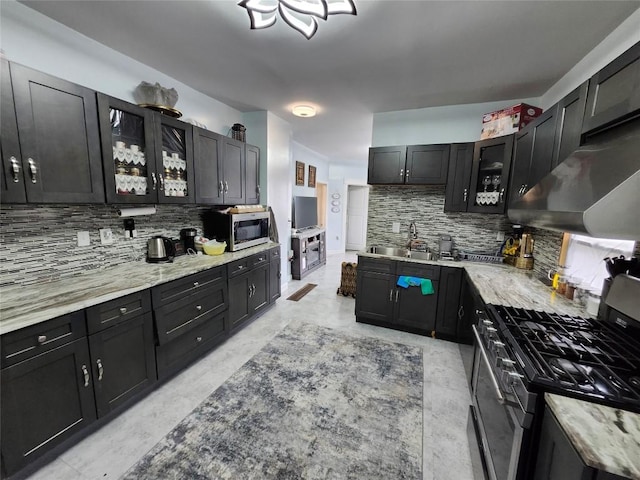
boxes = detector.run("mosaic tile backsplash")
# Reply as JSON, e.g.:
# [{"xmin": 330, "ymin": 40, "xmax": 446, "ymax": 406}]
[
  {"xmin": 0, "ymin": 204, "xmax": 210, "ymax": 287},
  {"xmin": 366, "ymin": 186, "xmax": 562, "ymax": 281}
]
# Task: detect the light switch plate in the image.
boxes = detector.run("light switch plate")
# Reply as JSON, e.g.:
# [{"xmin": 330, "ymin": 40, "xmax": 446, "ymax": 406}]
[
  {"xmin": 77, "ymin": 231, "xmax": 90, "ymax": 247},
  {"xmin": 99, "ymin": 228, "xmax": 114, "ymax": 245},
  {"xmin": 496, "ymin": 232, "xmax": 505, "ymax": 242},
  {"xmin": 392, "ymin": 222, "xmax": 400, "ymax": 233}
]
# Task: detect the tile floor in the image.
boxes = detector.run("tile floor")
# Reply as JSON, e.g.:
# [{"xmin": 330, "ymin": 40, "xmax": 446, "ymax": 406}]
[{"xmin": 24, "ymin": 252, "xmax": 475, "ymax": 480}]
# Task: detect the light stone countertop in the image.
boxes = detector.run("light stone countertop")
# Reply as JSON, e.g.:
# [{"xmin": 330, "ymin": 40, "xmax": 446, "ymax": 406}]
[
  {"xmin": 0, "ymin": 243, "xmax": 279, "ymax": 335},
  {"xmin": 291, "ymin": 227, "xmax": 325, "ymax": 238},
  {"xmin": 545, "ymin": 393, "xmax": 640, "ymax": 480},
  {"xmin": 358, "ymin": 252, "xmax": 590, "ymax": 317}
]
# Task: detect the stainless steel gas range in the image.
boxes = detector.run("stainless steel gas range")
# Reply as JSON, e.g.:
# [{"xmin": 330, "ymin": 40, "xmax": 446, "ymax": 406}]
[{"xmin": 468, "ymin": 274, "xmax": 640, "ymax": 480}]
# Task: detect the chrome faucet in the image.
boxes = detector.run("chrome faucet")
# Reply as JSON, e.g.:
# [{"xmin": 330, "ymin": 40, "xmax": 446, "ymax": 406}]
[{"xmin": 408, "ymin": 222, "xmax": 418, "ymax": 247}]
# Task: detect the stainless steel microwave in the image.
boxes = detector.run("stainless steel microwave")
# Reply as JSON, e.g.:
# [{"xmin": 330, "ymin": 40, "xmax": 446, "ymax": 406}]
[{"xmin": 202, "ymin": 210, "xmax": 270, "ymax": 252}]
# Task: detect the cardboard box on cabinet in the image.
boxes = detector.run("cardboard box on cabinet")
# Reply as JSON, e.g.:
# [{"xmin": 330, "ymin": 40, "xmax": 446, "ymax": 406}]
[{"xmin": 480, "ymin": 103, "xmax": 543, "ymax": 139}]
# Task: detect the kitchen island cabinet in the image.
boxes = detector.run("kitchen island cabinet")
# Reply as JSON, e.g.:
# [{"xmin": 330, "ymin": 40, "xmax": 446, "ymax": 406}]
[{"xmin": 8, "ymin": 62, "xmax": 105, "ymax": 204}]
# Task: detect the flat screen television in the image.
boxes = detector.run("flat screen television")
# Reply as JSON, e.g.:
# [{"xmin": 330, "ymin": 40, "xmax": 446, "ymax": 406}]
[{"xmin": 292, "ymin": 196, "xmax": 318, "ymax": 231}]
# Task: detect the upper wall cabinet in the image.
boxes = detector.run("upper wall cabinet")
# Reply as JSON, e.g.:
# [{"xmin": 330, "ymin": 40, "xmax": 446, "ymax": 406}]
[
  {"xmin": 1, "ymin": 59, "xmax": 26, "ymax": 203},
  {"xmin": 221, "ymin": 137, "xmax": 246, "ymax": 205},
  {"xmin": 193, "ymin": 127, "xmax": 224, "ymax": 204},
  {"xmin": 467, "ymin": 135, "xmax": 514, "ymax": 214},
  {"xmin": 368, "ymin": 144, "xmax": 450, "ymax": 185},
  {"xmin": 552, "ymin": 81, "xmax": 589, "ymax": 170},
  {"xmin": 8, "ymin": 63, "xmax": 105, "ymax": 203},
  {"xmin": 245, "ymin": 144, "xmax": 260, "ymax": 205},
  {"xmin": 581, "ymin": 41, "xmax": 640, "ymax": 135},
  {"xmin": 444, "ymin": 143, "xmax": 474, "ymax": 212}
]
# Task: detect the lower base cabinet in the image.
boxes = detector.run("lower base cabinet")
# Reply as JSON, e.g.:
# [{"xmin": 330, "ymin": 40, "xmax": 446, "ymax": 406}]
[
  {"xmin": 229, "ymin": 263, "xmax": 269, "ymax": 331},
  {"xmin": 269, "ymin": 246, "xmax": 281, "ymax": 304},
  {"xmin": 1, "ymin": 338, "xmax": 97, "ymax": 476}
]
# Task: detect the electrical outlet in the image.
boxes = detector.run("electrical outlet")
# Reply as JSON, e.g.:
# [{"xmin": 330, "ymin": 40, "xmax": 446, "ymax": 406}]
[
  {"xmin": 77, "ymin": 231, "xmax": 90, "ymax": 247},
  {"xmin": 392, "ymin": 222, "xmax": 400, "ymax": 233},
  {"xmin": 99, "ymin": 228, "xmax": 114, "ymax": 245},
  {"xmin": 496, "ymin": 232, "xmax": 505, "ymax": 242}
]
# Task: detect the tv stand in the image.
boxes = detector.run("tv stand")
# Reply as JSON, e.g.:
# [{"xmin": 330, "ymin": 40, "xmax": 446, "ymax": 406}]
[{"xmin": 291, "ymin": 228, "xmax": 326, "ymax": 280}]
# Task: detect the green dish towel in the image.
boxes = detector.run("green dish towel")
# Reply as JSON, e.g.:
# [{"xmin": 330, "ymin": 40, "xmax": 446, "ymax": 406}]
[{"xmin": 396, "ymin": 276, "xmax": 434, "ymax": 295}]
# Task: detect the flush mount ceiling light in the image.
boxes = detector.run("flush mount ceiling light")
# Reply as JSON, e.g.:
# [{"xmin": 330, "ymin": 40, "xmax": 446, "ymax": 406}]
[
  {"xmin": 292, "ymin": 105, "xmax": 317, "ymax": 117},
  {"xmin": 239, "ymin": 0, "xmax": 357, "ymax": 40}
]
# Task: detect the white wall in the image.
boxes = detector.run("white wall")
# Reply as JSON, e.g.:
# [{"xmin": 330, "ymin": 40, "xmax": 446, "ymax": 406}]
[
  {"xmin": 1, "ymin": 1, "xmax": 242, "ymax": 133},
  {"xmin": 291, "ymin": 142, "xmax": 329, "ymax": 198},
  {"xmin": 326, "ymin": 164, "xmax": 368, "ymax": 253}
]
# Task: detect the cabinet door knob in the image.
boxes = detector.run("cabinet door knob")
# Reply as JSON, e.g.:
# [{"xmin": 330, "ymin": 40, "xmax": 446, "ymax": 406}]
[
  {"xmin": 9, "ymin": 156, "xmax": 21, "ymax": 183},
  {"xmin": 193, "ymin": 281, "xmax": 200, "ymax": 287},
  {"xmin": 458, "ymin": 305, "xmax": 464, "ymax": 319},
  {"xmin": 28, "ymin": 158, "xmax": 37, "ymax": 184},
  {"xmin": 196, "ymin": 304, "xmax": 202, "ymax": 311},
  {"xmin": 400, "ymin": 168, "xmax": 404, "ymax": 178},
  {"xmin": 224, "ymin": 181, "xmax": 229, "ymax": 193},
  {"xmin": 499, "ymin": 188, "xmax": 505, "ymax": 203},
  {"xmin": 158, "ymin": 173, "xmax": 164, "ymax": 191},
  {"xmin": 463, "ymin": 188, "xmax": 468, "ymax": 202},
  {"xmin": 258, "ymin": 257, "xmax": 264, "ymax": 262},
  {"xmin": 81, "ymin": 364, "xmax": 90, "ymax": 387},
  {"xmin": 405, "ymin": 170, "xmax": 410, "ymax": 178},
  {"xmin": 238, "ymin": 265, "xmax": 245, "ymax": 270},
  {"xmin": 119, "ymin": 307, "xmax": 127, "ymax": 314},
  {"xmin": 151, "ymin": 172, "xmax": 157, "ymax": 190},
  {"xmin": 37, "ymin": 335, "xmax": 47, "ymax": 344},
  {"xmin": 97, "ymin": 359, "xmax": 104, "ymax": 381},
  {"xmin": 218, "ymin": 181, "xmax": 223, "ymax": 195},
  {"xmin": 196, "ymin": 336, "xmax": 203, "ymax": 342}
]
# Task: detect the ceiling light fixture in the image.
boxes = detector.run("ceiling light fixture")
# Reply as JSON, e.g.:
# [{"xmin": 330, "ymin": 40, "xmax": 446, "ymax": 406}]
[
  {"xmin": 239, "ymin": 0, "xmax": 357, "ymax": 40},
  {"xmin": 292, "ymin": 105, "xmax": 317, "ymax": 118}
]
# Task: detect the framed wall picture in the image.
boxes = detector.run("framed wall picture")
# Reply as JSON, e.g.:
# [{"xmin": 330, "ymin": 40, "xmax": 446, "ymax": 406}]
[
  {"xmin": 308, "ymin": 165, "xmax": 316, "ymax": 188},
  {"xmin": 295, "ymin": 161, "xmax": 305, "ymax": 186}
]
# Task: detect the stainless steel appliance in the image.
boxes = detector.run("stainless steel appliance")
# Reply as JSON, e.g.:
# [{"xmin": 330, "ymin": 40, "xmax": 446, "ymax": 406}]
[
  {"xmin": 468, "ymin": 274, "xmax": 640, "ymax": 480},
  {"xmin": 146, "ymin": 236, "xmax": 176, "ymax": 263},
  {"xmin": 202, "ymin": 210, "xmax": 270, "ymax": 252}
]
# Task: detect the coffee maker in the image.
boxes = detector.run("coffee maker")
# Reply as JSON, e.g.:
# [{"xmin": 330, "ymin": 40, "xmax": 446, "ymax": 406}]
[{"xmin": 180, "ymin": 228, "xmax": 197, "ymax": 253}]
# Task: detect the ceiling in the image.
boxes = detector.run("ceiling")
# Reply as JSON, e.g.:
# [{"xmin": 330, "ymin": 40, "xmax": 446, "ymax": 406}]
[{"xmin": 19, "ymin": 0, "xmax": 640, "ymax": 165}]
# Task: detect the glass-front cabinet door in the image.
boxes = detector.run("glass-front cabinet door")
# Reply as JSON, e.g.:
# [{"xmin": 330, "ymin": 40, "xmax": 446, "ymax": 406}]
[
  {"xmin": 467, "ymin": 135, "xmax": 514, "ymax": 214},
  {"xmin": 153, "ymin": 115, "xmax": 194, "ymax": 204},
  {"xmin": 97, "ymin": 94, "xmax": 157, "ymax": 204}
]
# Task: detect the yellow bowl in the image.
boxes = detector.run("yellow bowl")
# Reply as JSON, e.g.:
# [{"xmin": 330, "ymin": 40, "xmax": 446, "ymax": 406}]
[{"xmin": 203, "ymin": 241, "xmax": 226, "ymax": 256}]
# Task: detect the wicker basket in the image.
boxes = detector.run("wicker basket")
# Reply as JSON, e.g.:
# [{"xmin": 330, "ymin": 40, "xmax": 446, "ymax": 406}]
[{"xmin": 515, "ymin": 257, "xmax": 534, "ymax": 270}]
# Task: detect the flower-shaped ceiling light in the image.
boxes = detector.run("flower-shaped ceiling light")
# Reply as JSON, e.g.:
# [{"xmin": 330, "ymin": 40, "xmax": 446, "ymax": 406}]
[{"xmin": 239, "ymin": 0, "xmax": 357, "ymax": 39}]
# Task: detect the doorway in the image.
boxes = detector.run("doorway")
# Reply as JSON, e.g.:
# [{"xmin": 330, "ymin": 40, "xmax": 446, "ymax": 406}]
[
  {"xmin": 345, "ymin": 185, "xmax": 369, "ymax": 251},
  {"xmin": 316, "ymin": 182, "xmax": 327, "ymax": 228}
]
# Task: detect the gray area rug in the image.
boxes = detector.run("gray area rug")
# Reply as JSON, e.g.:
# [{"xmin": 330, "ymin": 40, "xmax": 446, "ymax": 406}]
[{"xmin": 122, "ymin": 323, "xmax": 423, "ymax": 479}]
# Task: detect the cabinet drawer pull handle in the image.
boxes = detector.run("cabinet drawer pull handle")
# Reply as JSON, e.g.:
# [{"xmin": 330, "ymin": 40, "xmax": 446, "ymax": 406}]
[
  {"xmin": 28, "ymin": 158, "xmax": 37, "ymax": 183},
  {"xmin": 258, "ymin": 257, "xmax": 264, "ymax": 262},
  {"xmin": 463, "ymin": 188, "xmax": 468, "ymax": 202},
  {"xmin": 196, "ymin": 305, "xmax": 202, "ymax": 311},
  {"xmin": 405, "ymin": 170, "xmax": 410, "ymax": 178},
  {"xmin": 499, "ymin": 188, "xmax": 505, "ymax": 203},
  {"xmin": 389, "ymin": 289, "xmax": 393, "ymax": 301},
  {"xmin": 458, "ymin": 305, "xmax": 464, "ymax": 319},
  {"xmin": 37, "ymin": 335, "xmax": 47, "ymax": 344},
  {"xmin": 97, "ymin": 359, "xmax": 104, "ymax": 381},
  {"xmin": 238, "ymin": 265, "xmax": 245, "ymax": 270},
  {"xmin": 224, "ymin": 181, "xmax": 229, "ymax": 193},
  {"xmin": 82, "ymin": 365, "xmax": 90, "ymax": 387},
  {"xmin": 151, "ymin": 172, "xmax": 157, "ymax": 190},
  {"xmin": 193, "ymin": 281, "xmax": 199, "ymax": 287},
  {"xmin": 196, "ymin": 336, "xmax": 203, "ymax": 342},
  {"xmin": 395, "ymin": 290, "xmax": 399, "ymax": 303},
  {"xmin": 400, "ymin": 168, "xmax": 404, "ymax": 178},
  {"xmin": 158, "ymin": 173, "xmax": 164, "ymax": 191},
  {"xmin": 218, "ymin": 181, "xmax": 223, "ymax": 195},
  {"xmin": 120, "ymin": 307, "xmax": 127, "ymax": 314},
  {"xmin": 10, "ymin": 156, "xmax": 20, "ymax": 182}
]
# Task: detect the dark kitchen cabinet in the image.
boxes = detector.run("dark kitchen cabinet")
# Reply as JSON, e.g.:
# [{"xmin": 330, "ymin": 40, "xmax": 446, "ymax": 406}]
[
  {"xmin": 456, "ymin": 272, "xmax": 478, "ymax": 345},
  {"xmin": 1, "ymin": 338, "xmax": 97, "ymax": 476},
  {"xmin": 582, "ymin": 41, "xmax": 640, "ymax": 135},
  {"xmin": 86, "ymin": 291, "xmax": 156, "ymax": 417},
  {"xmin": 368, "ymin": 144, "xmax": 450, "ymax": 185},
  {"xmin": 9, "ymin": 62, "xmax": 104, "ymax": 203},
  {"xmin": 245, "ymin": 143, "xmax": 260, "ymax": 205},
  {"xmin": 1, "ymin": 58, "xmax": 27, "ymax": 203},
  {"xmin": 435, "ymin": 267, "xmax": 463, "ymax": 338},
  {"xmin": 97, "ymin": 94, "xmax": 158, "ymax": 204},
  {"xmin": 467, "ymin": 135, "xmax": 514, "ymax": 214},
  {"xmin": 508, "ymin": 106, "xmax": 559, "ymax": 204},
  {"xmin": 193, "ymin": 127, "xmax": 224, "ymax": 204},
  {"xmin": 152, "ymin": 114, "xmax": 195, "ymax": 203},
  {"xmin": 222, "ymin": 136, "xmax": 246, "ymax": 205},
  {"xmin": 152, "ymin": 266, "xmax": 228, "ymax": 379},
  {"xmin": 405, "ymin": 144, "xmax": 450, "ymax": 184},
  {"xmin": 444, "ymin": 143, "xmax": 474, "ymax": 212},
  {"xmin": 368, "ymin": 145, "xmax": 407, "ymax": 184},
  {"xmin": 228, "ymin": 252, "xmax": 269, "ymax": 331},
  {"xmin": 356, "ymin": 256, "xmax": 440, "ymax": 334},
  {"xmin": 552, "ymin": 81, "xmax": 589, "ymax": 169},
  {"xmin": 269, "ymin": 246, "xmax": 282, "ymax": 304}
]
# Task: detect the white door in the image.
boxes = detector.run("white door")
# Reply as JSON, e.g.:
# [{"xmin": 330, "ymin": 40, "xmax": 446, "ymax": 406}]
[{"xmin": 345, "ymin": 185, "xmax": 369, "ymax": 251}]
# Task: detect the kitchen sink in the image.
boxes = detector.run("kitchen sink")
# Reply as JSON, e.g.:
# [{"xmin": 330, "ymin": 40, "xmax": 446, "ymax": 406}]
[
  {"xmin": 408, "ymin": 251, "xmax": 435, "ymax": 261},
  {"xmin": 367, "ymin": 245, "xmax": 410, "ymax": 257}
]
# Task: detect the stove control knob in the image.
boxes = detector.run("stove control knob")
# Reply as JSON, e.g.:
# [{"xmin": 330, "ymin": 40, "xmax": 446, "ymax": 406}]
[
  {"xmin": 482, "ymin": 319, "xmax": 493, "ymax": 326},
  {"xmin": 486, "ymin": 327, "xmax": 497, "ymax": 334},
  {"xmin": 493, "ymin": 341, "xmax": 505, "ymax": 348},
  {"xmin": 500, "ymin": 358, "xmax": 516, "ymax": 367},
  {"xmin": 507, "ymin": 371, "xmax": 524, "ymax": 386}
]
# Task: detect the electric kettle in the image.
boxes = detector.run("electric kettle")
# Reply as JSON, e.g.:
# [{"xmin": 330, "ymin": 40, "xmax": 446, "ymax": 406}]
[{"xmin": 147, "ymin": 236, "xmax": 176, "ymax": 263}]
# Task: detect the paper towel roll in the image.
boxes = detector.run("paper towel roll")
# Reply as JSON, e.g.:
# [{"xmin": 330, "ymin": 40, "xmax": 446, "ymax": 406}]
[{"xmin": 117, "ymin": 206, "xmax": 157, "ymax": 217}]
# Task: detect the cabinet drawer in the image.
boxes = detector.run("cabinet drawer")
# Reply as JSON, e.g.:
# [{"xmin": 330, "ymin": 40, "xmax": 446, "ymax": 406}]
[
  {"xmin": 156, "ymin": 311, "xmax": 227, "ymax": 379},
  {"xmin": 151, "ymin": 266, "xmax": 225, "ymax": 308},
  {"xmin": 86, "ymin": 290, "xmax": 151, "ymax": 334},
  {"xmin": 357, "ymin": 256, "xmax": 395, "ymax": 274},
  {"xmin": 250, "ymin": 251, "xmax": 269, "ymax": 269},
  {"xmin": 396, "ymin": 262, "xmax": 440, "ymax": 280},
  {"xmin": 228, "ymin": 258, "xmax": 251, "ymax": 278},
  {"xmin": 1, "ymin": 311, "xmax": 86, "ymax": 368},
  {"xmin": 269, "ymin": 246, "xmax": 281, "ymax": 261},
  {"xmin": 154, "ymin": 283, "xmax": 227, "ymax": 345}
]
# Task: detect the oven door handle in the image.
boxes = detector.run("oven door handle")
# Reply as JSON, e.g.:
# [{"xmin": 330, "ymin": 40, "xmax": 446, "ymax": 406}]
[{"xmin": 472, "ymin": 324, "xmax": 505, "ymax": 405}]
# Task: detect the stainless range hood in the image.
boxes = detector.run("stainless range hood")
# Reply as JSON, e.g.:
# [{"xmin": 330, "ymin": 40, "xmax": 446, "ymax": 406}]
[{"xmin": 508, "ymin": 118, "xmax": 640, "ymax": 240}]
